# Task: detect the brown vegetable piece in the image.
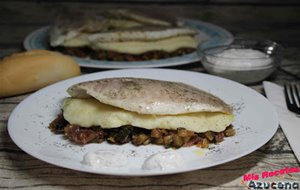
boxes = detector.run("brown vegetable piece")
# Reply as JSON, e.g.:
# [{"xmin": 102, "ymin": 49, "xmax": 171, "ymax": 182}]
[
  {"xmin": 196, "ymin": 138, "xmax": 209, "ymax": 148},
  {"xmin": 151, "ymin": 128, "xmax": 162, "ymax": 138},
  {"xmin": 132, "ymin": 134, "xmax": 150, "ymax": 145},
  {"xmin": 215, "ymin": 132, "xmax": 225, "ymax": 143},
  {"xmin": 172, "ymin": 134, "xmax": 184, "ymax": 148},
  {"xmin": 204, "ymin": 131, "xmax": 214, "ymax": 141},
  {"xmin": 224, "ymin": 126, "xmax": 236, "ymax": 137},
  {"xmin": 64, "ymin": 125, "xmax": 104, "ymax": 144}
]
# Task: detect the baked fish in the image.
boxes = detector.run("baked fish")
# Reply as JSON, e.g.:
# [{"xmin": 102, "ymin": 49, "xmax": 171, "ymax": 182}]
[
  {"xmin": 67, "ymin": 77, "xmax": 232, "ymax": 115},
  {"xmin": 49, "ymin": 9, "xmax": 199, "ymax": 61},
  {"xmin": 50, "ymin": 78, "xmax": 235, "ymax": 147},
  {"xmin": 64, "ymin": 78, "xmax": 233, "ymax": 133}
]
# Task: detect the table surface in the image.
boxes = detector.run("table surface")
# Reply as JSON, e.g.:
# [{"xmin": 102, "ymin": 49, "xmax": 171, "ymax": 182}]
[{"xmin": 0, "ymin": 2, "xmax": 300, "ymax": 190}]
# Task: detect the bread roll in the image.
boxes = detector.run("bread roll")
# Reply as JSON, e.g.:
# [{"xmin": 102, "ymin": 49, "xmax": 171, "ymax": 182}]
[{"xmin": 0, "ymin": 50, "xmax": 81, "ymax": 98}]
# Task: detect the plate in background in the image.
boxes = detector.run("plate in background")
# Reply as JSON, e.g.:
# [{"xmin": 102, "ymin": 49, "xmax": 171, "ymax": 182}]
[{"xmin": 24, "ymin": 19, "xmax": 233, "ymax": 69}]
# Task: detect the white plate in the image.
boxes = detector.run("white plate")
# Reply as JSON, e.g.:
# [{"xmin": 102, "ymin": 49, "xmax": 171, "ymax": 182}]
[
  {"xmin": 8, "ymin": 69, "xmax": 278, "ymax": 176},
  {"xmin": 23, "ymin": 19, "xmax": 233, "ymax": 69}
]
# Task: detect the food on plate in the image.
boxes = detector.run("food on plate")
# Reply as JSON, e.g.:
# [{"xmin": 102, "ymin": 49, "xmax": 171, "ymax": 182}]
[
  {"xmin": 142, "ymin": 151, "xmax": 184, "ymax": 170},
  {"xmin": 82, "ymin": 150, "xmax": 128, "ymax": 169},
  {"xmin": 49, "ymin": 78, "xmax": 235, "ymax": 148},
  {"xmin": 49, "ymin": 9, "xmax": 199, "ymax": 61},
  {"xmin": 0, "ymin": 50, "xmax": 80, "ymax": 98}
]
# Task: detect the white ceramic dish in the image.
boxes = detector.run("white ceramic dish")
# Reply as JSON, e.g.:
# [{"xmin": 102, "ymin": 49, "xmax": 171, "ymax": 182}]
[
  {"xmin": 23, "ymin": 19, "xmax": 233, "ymax": 69},
  {"xmin": 8, "ymin": 69, "xmax": 278, "ymax": 176},
  {"xmin": 198, "ymin": 39, "xmax": 283, "ymax": 84}
]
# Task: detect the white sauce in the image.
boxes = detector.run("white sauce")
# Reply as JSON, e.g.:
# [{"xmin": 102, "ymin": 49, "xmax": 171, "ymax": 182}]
[
  {"xmin": 142, "ymin": 151, "xmax": 184, "ymax": 170},
  {"xmin": 207, "ymin": 48, "xmax": 272, "ymax": 70},
  {"xmin": 82, "ymin": 150, "xmax": 128, "ymax": 168}
]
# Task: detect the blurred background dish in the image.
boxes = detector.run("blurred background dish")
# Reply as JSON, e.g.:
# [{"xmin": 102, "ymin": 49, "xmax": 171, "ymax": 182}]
[
  {"xmin": 198, "ymin": 39, "xmax": 284, "ymax": 84},
  {"xmin": 48, "ymin": 9, "xmax": 199, "ymax": 62},
  {"xmin": 24, "ymin": 18, "xmax": 233, "ymax": 69}
]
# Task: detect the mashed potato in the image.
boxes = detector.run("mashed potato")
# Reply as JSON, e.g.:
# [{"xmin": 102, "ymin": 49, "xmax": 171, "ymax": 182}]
[{"xmin": 63, "ymin": 98, "xmax": 234, "ymax": 133}]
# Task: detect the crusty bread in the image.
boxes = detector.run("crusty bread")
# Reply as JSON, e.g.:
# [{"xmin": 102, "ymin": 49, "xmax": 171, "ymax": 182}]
[{"xmin": 0, "ymin": 50, "xmax": 81, "ymax": 98}]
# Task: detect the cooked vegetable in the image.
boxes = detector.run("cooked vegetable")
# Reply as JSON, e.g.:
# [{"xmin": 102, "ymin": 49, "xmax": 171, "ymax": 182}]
[
  {"xmin": 132, "ymin": 133, "xmax": 150, "ymax": 145},
  {"xmin": 224, "ymin": 126, "xmax": 236, "ymax": 137},
  {"xmin": 49, "ymin": 114, "xmax": 235, "ymax": 148},
  {"xmin": 107, "ymin": 126, "xmax": 132, "ymax": 144}
]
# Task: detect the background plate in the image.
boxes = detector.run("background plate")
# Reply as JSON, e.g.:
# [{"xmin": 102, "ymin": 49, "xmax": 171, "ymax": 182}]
[
  {"xmin": 8, "ymin": 69, "xmax": 278, "ymax": 176},
  {"xmin": 23, "ymin": 19, "xmax": 233, "ymax": 69}
]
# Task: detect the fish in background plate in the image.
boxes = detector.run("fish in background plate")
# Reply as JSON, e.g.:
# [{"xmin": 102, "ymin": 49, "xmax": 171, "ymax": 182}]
[{"xmin": 49, "ymin": 9, "xmax": 199, "ymax": 61}]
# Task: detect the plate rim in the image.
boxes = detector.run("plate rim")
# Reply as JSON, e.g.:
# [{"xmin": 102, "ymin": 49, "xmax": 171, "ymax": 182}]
[
  {"xmin": 7, "ymin": 69, "xmax": 278, "ymax": 176},
  {"xmin": 23, "ymin": 19, "xmax": 233, "ymax": 69}
]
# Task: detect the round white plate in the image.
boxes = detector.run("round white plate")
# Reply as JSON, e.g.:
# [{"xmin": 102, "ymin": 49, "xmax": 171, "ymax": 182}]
[
  {"xmin": 8, "ymin": 69, "xmax": 278, "ymax": 176},
  {"xmin": 23, "ymin": 19, "xmax": 233, "ymax": 69}
]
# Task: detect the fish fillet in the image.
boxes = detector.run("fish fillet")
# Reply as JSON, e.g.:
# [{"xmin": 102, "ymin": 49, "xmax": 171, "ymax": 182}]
[{"xmin": 67, "ymin": 78, "xmax": 233, "ymax": 115}]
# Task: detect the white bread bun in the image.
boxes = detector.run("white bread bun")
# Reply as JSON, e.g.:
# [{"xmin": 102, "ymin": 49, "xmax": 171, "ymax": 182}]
[{"xmin": 0, "ymin": 50, "xmax": 81, "ymax": 98}]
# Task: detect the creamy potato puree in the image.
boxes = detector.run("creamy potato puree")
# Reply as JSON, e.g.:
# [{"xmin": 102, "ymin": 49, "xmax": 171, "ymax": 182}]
[
  {"xmin": 61, "ymin": 35, "xmax": 198, "ymax": 54},
  {"xmin": 90, "ymin": 35, "xmax": 198, "ymax": 54},
  {"xmin": 62, "ymin": 34, "xmax": 89, "ymax": 47},
  {"xmin": 63, "ymin": 98, "xmax": 234, "ymax": 133}
]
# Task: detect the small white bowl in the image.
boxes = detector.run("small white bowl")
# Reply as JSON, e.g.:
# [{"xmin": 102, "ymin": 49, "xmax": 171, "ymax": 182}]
[{"xmin": 198, "ymin": 39, "xmax": 283, "ymax": 84}]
